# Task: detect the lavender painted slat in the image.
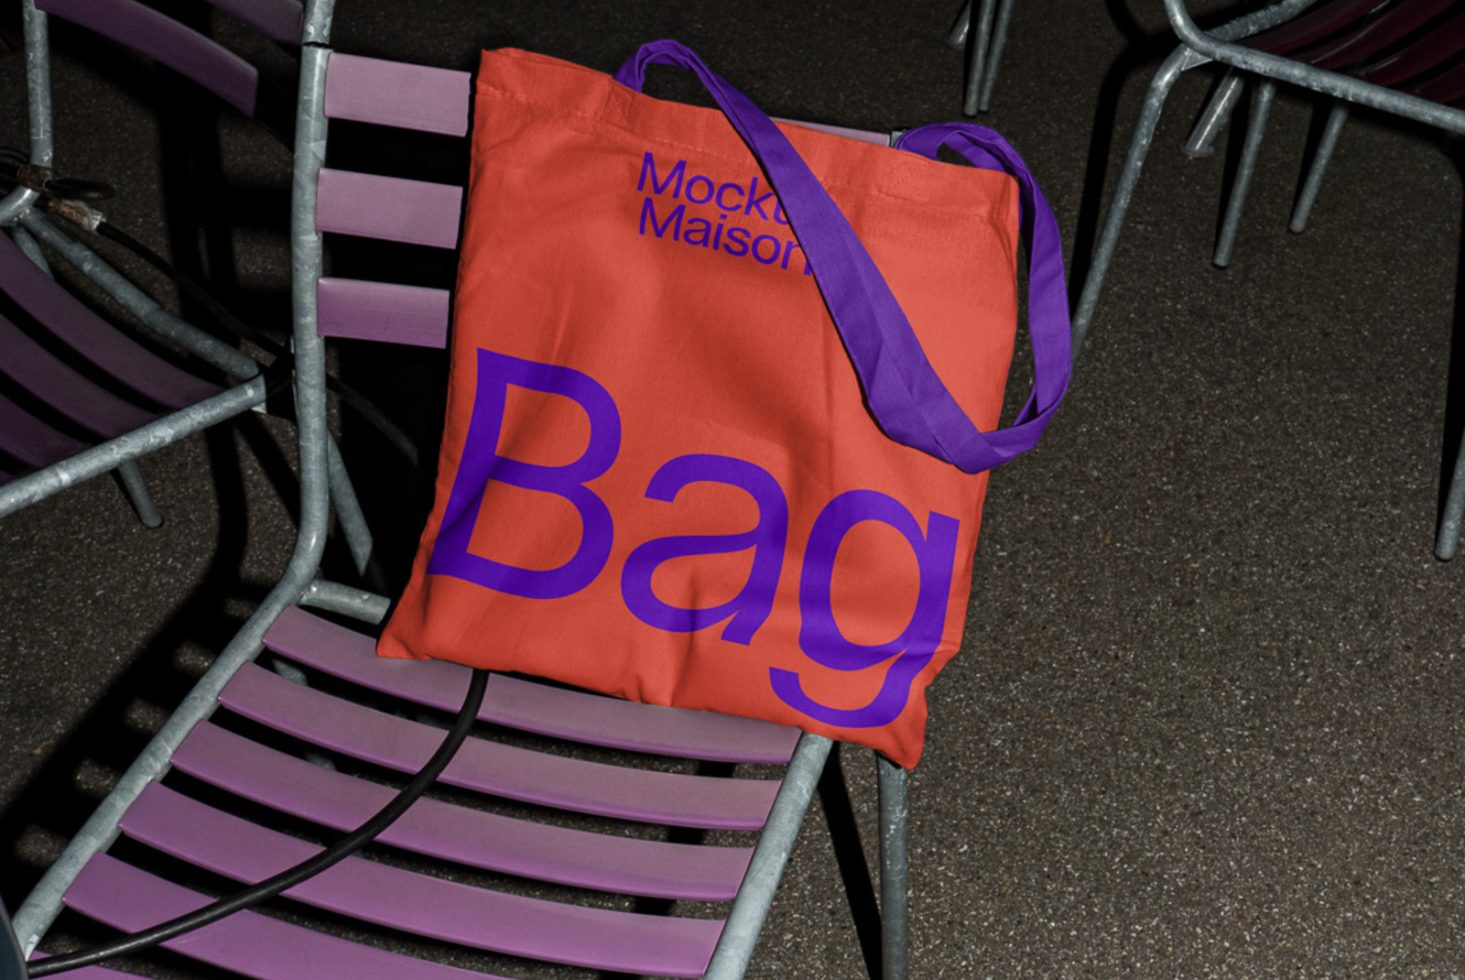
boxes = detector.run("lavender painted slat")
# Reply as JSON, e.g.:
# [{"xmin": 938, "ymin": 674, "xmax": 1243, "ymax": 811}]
[
  {"xmin": 316, "ymin": 277, "xmax": 450, "ymax": 348},
  {"xmin": 206, "ymin": 0, "xmax": 302, "ymax": 45},
  {"xmin": 316, "ymin": 169, "xmax": 462, "ymax": 248},
  {"xmin": 63, "ymin": 855, "xmax": 509, "ymax": 979},
  {"xmin": 118, "ymin": 789, "xmax": 723, "ymax": 977},
  {"xmin": 0, "ymin": 389, "xmax": 88, "ymax": 468},
  {"xmin": 0, "ymin": 312, "xmax": 155, "ymax": 437},
  {"xmin": 0, "ymin": 235, "xmax": 221, "ymax": 409},
  {"xmin": 173, "ymin": 724, "xmax": 753, "ymax": 900},
  {"xmin": 34, "ymin": 0, "xmax": 261, "ymax": 117},
  {"xmin": 219, "ymin": 662, "xmax": 779, "ymax": 829},
  {"xmin": 324, "ymin": 54, "xmax": 472, "ymax": 136},
  {"xmin": 264, "ymin": 606, "xmax": 800, "ymax": 765}
]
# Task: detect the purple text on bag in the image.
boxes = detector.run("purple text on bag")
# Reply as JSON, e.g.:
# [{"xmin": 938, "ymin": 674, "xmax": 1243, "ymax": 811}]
[{"xmin": 428, "ymin": 347, "xmax": 962, "ymax": 728}]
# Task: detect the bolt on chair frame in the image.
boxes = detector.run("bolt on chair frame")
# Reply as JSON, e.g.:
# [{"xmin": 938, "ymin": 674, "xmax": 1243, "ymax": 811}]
[{"xmin": 1071, "ymin": 0, "xmax": 1465, "ymax": 559}]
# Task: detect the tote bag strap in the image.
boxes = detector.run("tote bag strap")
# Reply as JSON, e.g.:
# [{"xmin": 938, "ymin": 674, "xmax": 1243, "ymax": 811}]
[{"xmin": 615, "ymin": 39, "xmax": 1071, "ymax": 475}]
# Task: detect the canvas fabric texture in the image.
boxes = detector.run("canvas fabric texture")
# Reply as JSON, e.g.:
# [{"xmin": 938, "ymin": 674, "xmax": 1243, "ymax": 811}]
[{"xmin": 378, "ymin": 43, "xmax": 1065, "ymax": 768}]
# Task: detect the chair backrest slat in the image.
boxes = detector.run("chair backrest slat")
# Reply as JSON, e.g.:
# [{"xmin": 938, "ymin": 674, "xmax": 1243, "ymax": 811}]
[
  {"xmin": 323, "ymin": 54, "xmax": 471, "ymax": 135},
  {"xmin": 0, "ymin": 234, "xmax": 222, "ymax": 409},
  {"xmin": 316, "ymin": 277, "xmax": 449, "ymax": 348},
  {"xmin": 207, "ymin": 0, "xmax": 302, "ymax": 46},
  {"xmin": 0, "ymin": 312, "xmax": 155, "ymax": 437},
  {"xmin": 0, "ymin": 390, "xmax": 88, "ymax": 470},
  {"xmin": 35, "ymin": 0, "xmax": 264, "ymax": 117},
  {"xmin": 315, "ymin": 169, "xmax": 462, "ymax": 248}
]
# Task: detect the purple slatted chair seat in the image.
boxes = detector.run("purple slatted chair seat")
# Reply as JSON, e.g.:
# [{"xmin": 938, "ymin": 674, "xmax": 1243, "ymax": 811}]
[
  {"xmin": 65, "ymin": 855, "xmax": 511, "ymax": 979},
  {"xmin": 0, "ymin": 311, "xmax": 156, "ymax": 438},
  {"xmin": 1, "ymin": 235, "xmax": 222, "ymax": 409},
  {"xmin": 35, "ymin": 0, "xmax": 264, "ymax": 117},
  {"xmin": 0, "ymin": 389, "xmax": 88, "ymax": 473},
  {"xmin": 264, "ymin": 607, "xmax": 800, "ymax": 764},
  {"xmin": 219, "ymin": 662, "xmax": 780, "ymax": 829},
  {"xmin": 118, "ymin": 787, "xmax": 723, "ymax": 977},
  {"xmin": 172, "ymin": 723, "xmax": 754, "ymax": 900}
]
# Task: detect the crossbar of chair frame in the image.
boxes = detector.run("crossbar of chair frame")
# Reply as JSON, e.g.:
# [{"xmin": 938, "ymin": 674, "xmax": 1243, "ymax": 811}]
[
  {"xmin": 13, "ymin": 5, "xmax": 915, "ymax": 976},
  {"xmin": 1071, "ymin": 0, "xmax": 1465, "ymax": 560}
]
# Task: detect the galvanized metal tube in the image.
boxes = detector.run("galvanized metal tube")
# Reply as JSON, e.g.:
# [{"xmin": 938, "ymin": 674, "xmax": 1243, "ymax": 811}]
[
  {"xmin": 1166, "ymin": 0, "xmax": 1465, "ymax": 135},
  {"xmin": 13, "ymin": 14, "xmax": 340, "ymax": 953},
  {"xmin": 1213, "ymin": 79, "xmax": 1276, "ymax": 269},
  {"xmin": 1289, "ymin": 101, "xmax": 1348, "ymax": 233},
  {"xmin": 704, "ymin": 734, "xmax": 833, "ymax": 979},
  {"xmin": 300, "ymin": 579, "xmax": 391, "ymax": 625},
  {"xmin": 19, "ymin": 214, "xmax": 261, "ymax": 378},
  {"xmin": 0, "ymin": 379, "xmax": 266, "ymax": 520},
  {"xmin": 977, "ymin": 0, "xmax": 1014, "ymax": 113},
  {"xmin": 1182, "ymin": 70, "xmax": 1245, "ymax": 159},
  {"xmin": 114, "ymin": 460, "xmax": 163, "ymax": 528},
  {"xmin": 878, "ymin": 755, "xmax": 911, "ymax": 980},
  {"xmin": 1072, "ymin": 46, "xmax": 1191, "ymax": 361}
]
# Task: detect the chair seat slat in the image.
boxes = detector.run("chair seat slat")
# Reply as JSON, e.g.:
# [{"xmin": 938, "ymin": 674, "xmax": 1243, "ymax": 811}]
[
  {"xmin": 324, "ymin": 54, "xmax": 472, "ymax": 135},
  {"xmin": 0, "ymin": 389, "xmax": 88, "ymax": 468},
  {"xmin": 34, "ymin": 0, "xmax": 262, "ymax": 117},
  {"xmin": 316, "ymin": 169, "xmax": 462, "ymax": 248},
  {"xmin": 118, "ymin": 787, "xmax": 722, "ymax": 977},
  {"xmin": 207, "ymin": 0, "xmax": 302, "ymax": 45},
  {"xmin": 64, "ymin": 854, "xmax": 508, "ymax": 979},
  {"xmin": 0, "ymin": 235, "xmax": 222, "ymax": 409},
  {"xmin": 174, "ymin": 723, "xmax": 753, "ymax": 900},
  {"xmin": 0, "ymin": 313, "xmax": 155, "ymax": 437},
  {"xmin": 265, "ymin": 606, "xmax": 800, "ymax": 765},
  {"xmin": 317, "ymin": 277, "xmax": 450, "ymax": 348},
  {"xmin": 220, "ymin": 662, "xmax": 780, "ymax": 829}
]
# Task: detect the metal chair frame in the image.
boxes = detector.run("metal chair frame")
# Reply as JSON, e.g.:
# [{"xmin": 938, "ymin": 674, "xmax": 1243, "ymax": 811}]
[
  {"xmin": 1, "ymin": 0, "xmax": 374, "ymax": 575},
  {"xmin": 9, "ymin": 1, "xmax": 920, "ymax": 975},
  {"xmin": 1071, "ymin": 0, "xmax": 1465, "ymax": 559},
  {"xmin": 947, "ymin": 0, "xmax": 1016, "ymax": 115}
]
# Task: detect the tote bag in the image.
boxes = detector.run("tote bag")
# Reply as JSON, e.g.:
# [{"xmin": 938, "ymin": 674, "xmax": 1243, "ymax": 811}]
[{"xmin": 378, "ymin": 40, "xmax": 1070, "ymax": 767}]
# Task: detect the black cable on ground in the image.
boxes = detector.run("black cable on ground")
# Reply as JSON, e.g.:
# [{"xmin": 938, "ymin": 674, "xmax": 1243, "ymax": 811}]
[{"xmin": 27, "ymin": 666, "xmax": 489, "ymax": 978}]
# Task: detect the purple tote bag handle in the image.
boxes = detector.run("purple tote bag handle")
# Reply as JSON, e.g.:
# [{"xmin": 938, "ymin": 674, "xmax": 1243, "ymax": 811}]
[{"xmin": 615, "ymin": 39, "xmax": 1071, "ymax": 475}]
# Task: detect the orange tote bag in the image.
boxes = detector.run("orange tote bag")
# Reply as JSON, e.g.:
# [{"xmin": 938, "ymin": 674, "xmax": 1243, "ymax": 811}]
[{"xmin": 378, "ymin": 41, "xmax": 1070, "ymax": 767}]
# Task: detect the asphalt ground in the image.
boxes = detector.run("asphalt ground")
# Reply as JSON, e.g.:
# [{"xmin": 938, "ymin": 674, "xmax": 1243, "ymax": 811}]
[{"xmin": 1, "ymin": 1, "xmax": 1463, "ymax": 977}]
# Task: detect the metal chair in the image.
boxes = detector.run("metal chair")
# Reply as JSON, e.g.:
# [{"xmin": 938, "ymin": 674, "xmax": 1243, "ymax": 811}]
[
  {"xmin": 947, "ymin": 0, "xmax": 1016, "ymax": 115},
  {"xmin": 1, "ymin": 0, "xmax": 374, "ymax": 573},
  {"xmin": 1071, "ymin": 0, "xmax": 1465, "ymax": 559},
  {"xmin": 1181, "ymin": 0, "xmax": 1465, "ymax": 267},
  {"xmin": 8, "ymin": 3, "xmax": 929, "ymax": 977}
]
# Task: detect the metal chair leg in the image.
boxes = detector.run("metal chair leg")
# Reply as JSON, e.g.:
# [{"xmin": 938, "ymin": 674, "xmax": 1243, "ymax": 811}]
[
  {"xmin": 976, "ymin": 0, "xmax": 1014, "ymax": 113},
  {"xmin": 1213, "ymin": 79, "xmax": 1276, "ymax": 269},
  {"xmin": 1436, "ymin": 426, "xmax": 1465, "ymax": 560},
  {"xmin": 945, "ymin": 0, "xmax": 971, "ymax": 48},
  {"xmin": 963, "ymin": 0, "xmax": 996, "ymax": 117},
  {"xmin": 1290, "ymin": 100, "xmax": 1348, "ymax": 233},
  {"xmin": 114, "ymin": 460, "xmax": 163, "ymax": 528},
  {"xmin": 1071, "ymin": 45, "xmax": 1191, "ymax": 361},
  {"xmin": 878, "ymin": 754, "xmax": 910, "ymax": 980},
  {"xmin": 1182, "ymin": 69, "xmax": 1245, "ymax": 158},
  {"xmin": 325, "ymin": 435, "xmax": 373, "ymax": 575}
]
